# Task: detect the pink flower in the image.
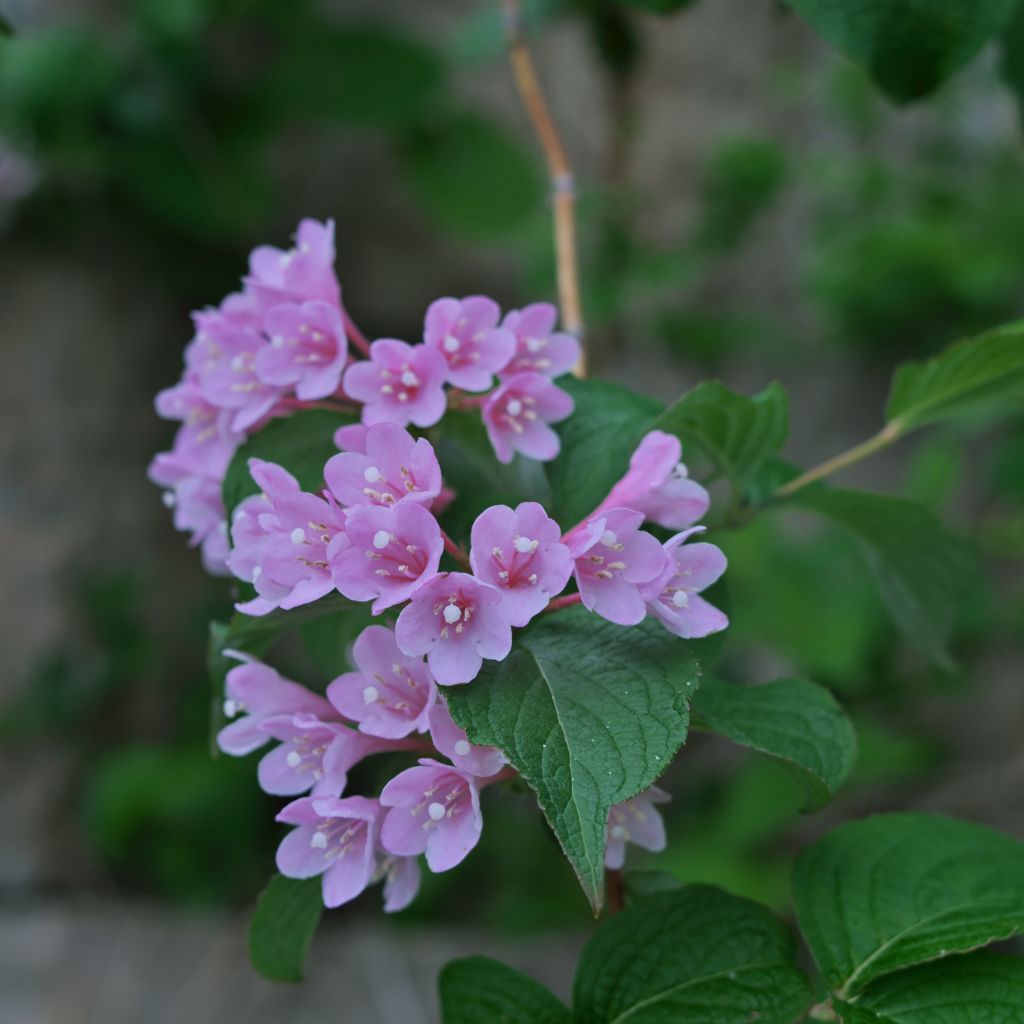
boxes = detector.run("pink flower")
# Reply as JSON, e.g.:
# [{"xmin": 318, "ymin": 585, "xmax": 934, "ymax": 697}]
[
  {"xmin": 217, "ymin": 658, "xmax": 335, "ymax": 756},
  {"xmin": 597, "ymin": 431, "xmax": 709, "ymax": 531},
  {"xmin": 276, "ymin": 795, "xmax": 381, "ymax": 908},
  {"xmin": 343, "ymin": 339, "xmax": 448, "ymax": 428},
  {"xmin": 395, "ymin": 573, "xmax": 512, "ymax": 685},
  {"xmin": 567, "ymin": 508, "xmax": 667, "ymax": 626},
  {"xmin": 331, "ymin": 503, "xmax": 442, "ymax": 614},
  {"xmin": 500, "ymin": 302, "xmax": 580, "ymax": 378},
  {"xmin": 226, "ymin": 459, "xmax": 348, "ymax": 615},
  {"xmin": 605, "ymin": 786, "xmax": 670, "ymax": 869},
  {"xmin": 154, "ymin": 375, "xmax": 242, "ymax": 480},
  {"xmin": 327, "ymin": 626, "xmax": 437, "ymax": 738},
  {"xmin": 324, "ymin": 422, "xmax": 442, "ymax": 510},
  {"xmin": 245, "ymin": 218, "xmax": 341, "ymax": 309},
  {"xmin": 642, "ymin": 527, "xmax": 728, "ymax": 638},
  {"xmin": 423, "ymin": 296, "xmax": 515, "ymax": 392},
  {"xmin": 469, "ymin": 501, "xmax": 573, "ymax": 627},
  {"xmin": 428, "ymin": 700, "xmax": 505, "ymax": 778},
  {"xmin": 334, "ymin": 422, "xmax": 368, "ymax": 453},
  {"xmin": 482, "ymin": 372, "xmax": 573, "ymax": 464},
  {"xmin": 258, "ymin": 712, "xmax": 403, "ymax": 798},
  {"xmin": 253, "ymin": 300, "xmax": 348, "ymax": 401},
  {"xmin": 379, "ymin": 853, "xmax": 421, "ymax": 913},
  {"xmin": 380, "ymin": 759, "xmax": 484, "ymax": 872}
]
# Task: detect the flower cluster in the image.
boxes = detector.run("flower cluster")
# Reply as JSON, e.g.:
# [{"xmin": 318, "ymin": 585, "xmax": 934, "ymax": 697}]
[{"xmin": 149, "ymin": 219, "xmax": 580, "ymax": 575}]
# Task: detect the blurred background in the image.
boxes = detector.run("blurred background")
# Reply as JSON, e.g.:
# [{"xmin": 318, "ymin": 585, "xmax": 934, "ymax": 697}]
[{"xmin": 2, "ymin": 0, "xmax": 1023, "ymax": 1021}]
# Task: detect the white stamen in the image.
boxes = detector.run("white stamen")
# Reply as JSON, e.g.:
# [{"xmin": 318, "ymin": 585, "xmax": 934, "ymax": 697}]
[
  {"xmin": 286, "ymin": 751, "xmax": 302, "ymax": 768},
  {"xmin": 428, "ymin": 802, "xmax": 446, "ymax": 821},
  {"xmin": 526, "ymin": 336, "xmax": 545, "ymax": 353},
  {"xmin": 610, "ymin": 825, "xmax": 627, "ymax": 840},
  {"xmin": 506, "ymin": 398, "xmax": 523, "ymax": 416},
  {"xmin": 364, "ymin": 466, "xmax": 382, "ymax": 483},
  {"xmin": 290, "ymin": 527, "xmax": 306, "ymax": 544},
  {"xmin": 223, "ymin": 699, "xmax": 238, "ymax": 718},
  {"xmin": 454, "ymin": 740, "xmax": 471, "ymax": 757},
  {"xmin": 230, "ymin": 354, "xmax": 247, "ymax": 371},
  {"xmin": 443, "ymin": 334, "xmax": 460, "ymax": 353},
  {"xmin": 373, "ymin": 530, "xmax": 391, "ymax": 550},
  {"xmin": 443, "ymin": 604, "xmax": 462, "ymax": 625},
  {"xmin": 363, "ymin": 685, "xmax": 379, "ymax": 705},
  {"xmin": 310, "ymin": 832, "xmax": 328, "ymax": 849},
  {"xmin": 400, "ymin": 370, "xmax": 419, "ymax": 387},
  {"xmin": 514, "ymin": 536, "xmax": 534, "ymax": 554},
  {"xmin": 601, "ymin": 530, "xmax": 618, "ymax": 547},
  {"xmin": 672, "ymin": 590, "xmax": 689, "ymax": 608},
  {"xmin": 162, "ymin": 491, "xmax": 176, "ymax": 508},
  {"xmin": 271, "ymin": 334, "xmax": 285, "ymax": 349}
]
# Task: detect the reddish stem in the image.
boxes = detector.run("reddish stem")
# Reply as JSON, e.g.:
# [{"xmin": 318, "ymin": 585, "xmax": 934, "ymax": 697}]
[
  {"xmin": 343, "ymin": 308, "xmax": 372, "ymax": 357},
  {"xmin": 605, "ymin": 868, "xmax": 625, "ymax": 915},
  {"xmin": 440, "ymin": 527, "xmax": 472, "ymax": 570},
  {"xmin": 545, "ymin": 592, "xmax": 582, "ymax": 613}
]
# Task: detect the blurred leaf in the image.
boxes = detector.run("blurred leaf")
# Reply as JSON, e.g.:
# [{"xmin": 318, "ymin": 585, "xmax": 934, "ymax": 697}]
[
  {"xmin": 656, "ymin": 380, "xmax": 790, "ymax": 497},
  {"xmin": 222, "ymin": 408, "xmax": 355, "ymax": 518},
  {"xmin": 790, "ymin": 488, "xmax": 975, "ymax": 669},
  {"xmin": 694, "ymin": 136, "xmax": 788, "ymax": 253},
  {"xmin": 546, "ymin": 376, "xmax": 661, "ymax": 528},
  {"xmin": 622, "ymin": 869, "xmax": 683, "ymax": 905},
  {"xmin": 444, "ymin": 607, "xmax": 698, "ymax": 912},
  {"xmin": 450, "ymin": 0, "xmax": 564, "ymax": 62},
  {"xmin": 616, "ymin": 0, "xmax": 699, "ymax": 13},
  {"xmin": 573, "ymin": 886, "xmax": 811, "ymax": 1022},
  {"xmin": 692, "ymin": 676, "xmax": 857, "ymax": 812},
  {"xmin": 272, "ymin": 22, "xmax": 443, "ymax": 128},
  {"xmin": 250, "ymin": 874, "xmax": 323, "ymax": 982},
  {"xmin": 886, "ymin": 321, "xmax": 1024, "ymax": 432},
  {"xmin": 835, "ymin": 953, "xmax": 1024, "ymax": 1023},
  {"xmin": 399, "ymin": 111, "xmax": 544, "ymax": 239},
  {"xmin": 794, "ymin": 814, "xmax": 1024, "ymax": 997},
  {"xmin": 1000, "ymin": 3, "xmax": 1024, "ymax": 129},
  {"xmin": 439, "ymin": 957, "xmax": 570, "ymax": 1024},
  {"xmin": 300, "ymin": 603, "xmax": 373, "ymax": 680},
  {"xmin": 782, "ymin": 0, "xmax": 1019, "ymax": 102}
]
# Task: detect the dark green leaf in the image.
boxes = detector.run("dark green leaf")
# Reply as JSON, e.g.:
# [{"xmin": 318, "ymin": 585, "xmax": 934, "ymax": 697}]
[
  {"xmin": 794, "ymin": 814, "xmax": 1024, "ymax": 998},
  {"xmin": 439, "ymin": 957, "xmax": 570, "ymax": 1024},
  {"xmin": 790, "ymin": 488, "xmax": 975, "ymax": 669},
  {"xmin": 885, "ymin": 321, "xmax": 1024, "ymax": 432},
  {"xmin": 443, "ymin": 606, "xmax": 699, "ymax": 911},
  {"xmin": 546, "ymin": 376, "xmax": 662, "ymax": 528},
  {"xmin": 400, "ymin": 111, "xmax": 544, "ymax": 239},
  {"xmin": 622, "ymin": 869, "xmax": 683, "ymax": 906},
  {"xmin": 249, "ymin": 874, "xmax": 323, "ymax": 982},
  {"xmin": 222, "ymin": 408, "xmax": 355, "ymax": 519},
  {"xmin": 573, "ymin": 885, "xmax": 812, "ymax": 1022},
  {"xmin": 782, "ymin": 0, "xmax": 1020, "ymax": 102},
  {"xmin": 836, "ymin": 953, "xmax": 1024, "ymax": 1024},
  {"xmin": 692, "ymin": 676, "xmax": 857, "ymax": 812},
  {"xmin": 272, "ymin": 23, "xmax": 443, "ymax": 128},
  {"xmin": 1000, "ymin": 4, "xmax": 1024, "ymax": 130},
  {"xmin": 617, "ymin": 0, "xmax": 699, "ymax": 13},
  {"xmin": 655, "ymin": 380, "xmax": 789, "ymax": 494}
]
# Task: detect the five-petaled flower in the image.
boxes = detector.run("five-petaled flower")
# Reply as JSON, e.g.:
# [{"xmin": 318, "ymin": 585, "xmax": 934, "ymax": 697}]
[
  {"xmin": 423, "ymin": 296, "xmax": 516, "ymax": 392},
  {"xmin": 482, "ymin": 371, "xmax": 574, "ymax": 464},
  {"xmin": 343, "ymin": 338, "xmax": 448, "ymax": 428},
  {"xmin": 500, "ymin": 302, "xmax": 580, "ymax": 378},
  {"xmin": 605, "ymin": 786, "xmax": 670, "ymax": 869}
]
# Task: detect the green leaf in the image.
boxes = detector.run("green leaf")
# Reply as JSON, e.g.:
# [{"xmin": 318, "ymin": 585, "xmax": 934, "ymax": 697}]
[
  {"xmin": 399, "ymin": 111, "xmax": 544, "ymax": 240},
  {"xmin": 573, "ymin": 885, "xmax": 812, "ymax": 1023},
  {"xmin": 443, "ymin": 606, "xmax": 699, "ymax": 911},
  {"xmin": 655, "ymin": 380, "xmax": 789, "ymax": 496},
  {"xmin": 249, "ymin": 874, "xmax": 323, "ymax": 982},
  {"xmin": 546, "ymin": 376, "xmax": 662, "ymax": 528},
  {"xmin": 790, "ymin": 488, "xmax": 975, "ymax": 669},
  {"xmin": 222, "ymin": 408, "xmax": 355, "ymax": 519},
  {"xmin": 793, "ymin": 814, "xmax": 1024, "ymax": 998},
  {"xmin": 617, "ymin": 0, "xmax": 699, "ymax": 13},
  {"xmin": 691, "ymin": 676, "xmax": 857, "ymax": 812},
  {"xmin": 782, "ymin": 0, "xmax": 1020, "ymax": 103},
  {"xmin": 272, "ymin": 22, "xmax": 443, "ymax": 129},
  {"xmin": 439, "ymin": 957, "xmax": 570, "ymax": 1024},
  {"xmin": 836, "ymin": 953, "xmax": 1024, "ymax": 1024},
  {"xmin": 885, "ymin": 321, "xmax": 1024, "ymax": 432},
  {"xmin": 1000, "ymin": 5, "xmax": 1024, "ymax": 130}
]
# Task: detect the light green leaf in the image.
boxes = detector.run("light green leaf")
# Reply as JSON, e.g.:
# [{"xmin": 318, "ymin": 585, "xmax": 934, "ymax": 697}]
[
  {"xmin": 439, "ymin": 957, "xmax": 570, "ymax": 1024},
  {"xmin": 573, "ymin": 885, "xmax": 811, "ymax": 1023},
  {"xmin": 886, "ymin": 321, "xmax": 1024, "ymax": 432},
  {"xmin": 249, "ymin": 874, "xmax": 323, "ymax": 982},
  {"xmin": 793, "ymin": 814, "xmax": 1024, "ymax": 998},
  {"xmin": 655, "ymin": 380, "xmax": 789, "ymax": 495},
  {"xmin": 546, "ymin": 376, "xmax": 662, "ymax": 529},
  {"xmin": 782, "ymin": 0, "xmax": 1020, "ymax": 103},
  {"xmin": 222, "ymin": 408, "xmax": 355, "ymax": 519},
  {"xmin": 443, "ymin": 606, "xmax": 698, "ymax": 911},
  {"xmin": 836, "ymin": 953, "xmax": 1024, "ymax": 1024},
  {"xmin": 692, "ymin": 676, "xmax": 857, "ymax": 812},
  {"xmin": 790, "ymin": 488, "xmax": 975, "ymax": 669}
]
